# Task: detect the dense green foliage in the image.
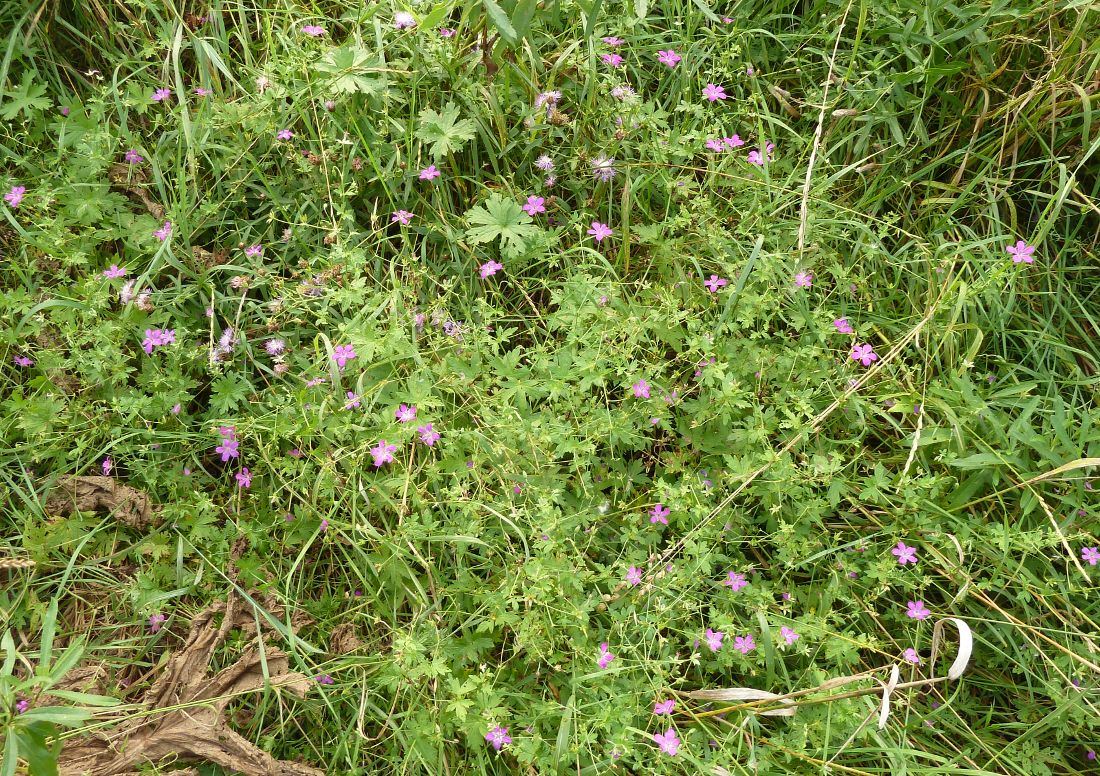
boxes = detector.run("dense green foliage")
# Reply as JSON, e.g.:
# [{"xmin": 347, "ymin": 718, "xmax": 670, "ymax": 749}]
[{"xmin": 1, "ymin": 0, "xmax": 1098, "ymax": 773}]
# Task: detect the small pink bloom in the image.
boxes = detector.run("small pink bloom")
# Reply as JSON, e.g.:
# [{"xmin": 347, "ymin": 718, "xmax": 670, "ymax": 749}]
[
  {"xmin": 892, "ymin": 541, "xmax": 918, "ymax": 565},
  {"xmin": 833, "ymin": 317, "xmax": 854, "ymax": 334},
  {"xmin": 480, "ymin": 260, "xmax": 503, "ymax": 279},
  {"xmin": 733, "ymin": 634, "xmax": 756, "ymax": 654},
  {"xmin": 124, "ymin": 149, "xmax": 143, "ymax": 164},
  {"xmin": 657, "ymin": 50, "xmax": 681, "ymax": 68},
  {"xmin": 587, "ymin": 221, "xmax": 613, "ymax": 243},
  {"xmin": 103, "ymin": 264, "xmax": 127, "ymax": 279},
  {"xmin": 277, "ymin": 129, "xmax": 293, "ymax": 140},
  {"xmin": 649, "ymin": 503, "xmax": 670, "ymax": 525},
  {"xmin": 236, "ymin": 467, "xmax": 252, "ymax": 488},
  {"xmin": 5, "ymin": 186, "xmax": 26, "ymax": 208},
  {"xmin": 332, "ymin": 344, "xmax": 357, "ymax": 369},
  {"xmin": 601, "ymin": 53, "xmax": 624, "ymax": 67},
  {"xmin": 794, "ymin": 271, "xmax": 813, "ymax": 288},
  {"xmin": 301, "ymin": 24, "xmax": 325, "ymax": 37},
  {"xmin": 780, "ymin": 626, "xmax": 800, "ymax": 645},
  {"xmin": 522, "ymin": 195, "xmax": 545, "ymax": 216},
  {"xmin": 601, "ymin": 36, "xmax": 625, "ymax": 47},
  {"xmin": 652, "ymin": 728, "xmax": 680, "ymax": 756},
  {"xmin": 151, "ymin": 88, "xmax": 171, "ymax": 102},
  {"xmin": 597, "ymin": 641, "xmax": 615, "ymax": 669},
  {"xmin": 704, "ymin": 628, "xmax": 724, "ymax": 652},
  {"xmin": 396, "ymin": 404, "xmax": 417, "ymax": 422},
  {"xmin": 1081, "ymin": 546, "xmax": 1099, "ymax": 566},
  {"xmin": 632, "ymin": 379, "xmax": 650, "ymax": 398},
  {"xmin": 394, "ymin": 11, "xmax": 416, "ymax": 29},
  {"xmin": 723, "ymin": 571, "xmax": 748, "ymax": 591},
  {"xmin": 906, "ymin": 600, "xmax": 931, "ymax": 620},
  {"xmin": 903, "ymin": 648, "xmax": 921, "ymax": 664},
  {"xmin": 626, "ymin": 566, "xmax": 642, "ymax": 586},
  {"xmin": 485, "ymin": 725, "xmax": 511, "ymax": 751},
  {"xmin": 153, "ymin": 221, "xmax": 172, "ymax": 242},
  {"xmin": 344, "ymin": 391, "xmax": 361, "ymax": 409},
  {"xmin": 418, "ymin": 423, "xmax": 441, "ymax": 446},
  {"xmin": 1006, "ymin": 240, "xmax": 1036, "ymax": 264},
  {"xmin": 371, "ymin": 440, "xmax": 397, "ymax": 467},
  {"xmin": 654, "ymin": 699, "xmax": 675, "ymax": 715},
  {"xmin": 850, "ymin": 343, "xmax": 878, "ymax": 366},
  {"xmin": 391, "ymin": 210, "xmax": 414, "ymax": 225},
  {"xmin": 244, "ymin": 244, "xmax": 263, "ymax": 257},
  {"xmin": 148, "ymin": 613, "xmax": 166, "ymax": 632},
  {"xmin": 702, "ymin": 83, "xmax": 727, "ymax": 102},
  {"xmin": 102, "ymin": 457, "xmax": 113, "ymax": 476},
  {"xmin": 419, "ymin": 165, "xmax": 440, "ymax": 180},
  {"xmin": 438, "ymin": 27, "xmax": 456, "ymax": 37},
  {"xmin": 704, "ymin": 274, "xmax": 728, "ymax": 292}
]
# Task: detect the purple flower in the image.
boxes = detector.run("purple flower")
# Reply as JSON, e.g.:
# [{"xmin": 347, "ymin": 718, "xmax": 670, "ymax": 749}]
[
  {"xmin": 1081, "ymin": 546, "xmax": 1099, "ymax": 566},
  {"xmin": 892, "ymin": 541, "xmax": 918, "ymax": 565},
  {"xmin": 702, "ymin": 83, "xmax": 727, "ymax": 102},
  {"xmin": 15, "ymin": 699, "xmax": 30, "ymax": 714},
  {"xmin": 480, "ymin": 260, "xmax": 503, "ymax": 279},
  {"xmin": 236, "ymin": 467, "xmax": 252, "ymax": 488},
  {"xmin": 244, "ymin": 244, "xmax": 263, "ymax": 257},
  {"xmin": 704, "ymin": 628, "xmax": 724, "ymax": 652},
  {"xmin": 654, "ymin": 699, "xmax": 675, "ymax": 715},
  {"xmin": 419, "ymin": 165, "xmax": 440, "ymax": 180},
  {"xmin": 194, "ymin": 87, "xmax": 212, "ymax": 97},
  {"xmin": 704, "ymin": 274, "xmax": 728, "ymax": 292},
  {"xmin": 724, "ymin": 135, "xmax": 745, "ymax": 148},
  {"xmin": 265, "ymin": 338, "xmax": 285, "ymax": 355},
  {"xmin": 5, "ymin": 186, "xmax": 26, "ymax": 208},
  {"xmin": 906, "ymin": 600, "xmax": 931, "ymax": 620},
  {"xmin": 601, "ymin": 53, "xmax": 624, "ymax": 67},
  {"xmin": 371, "ymin": 440, "xmax": 397, "ymax": 467},
  {"xmin": 535, "ymin": 155, "xmax": 554, "ymax": 171},
  {"xmin": 850, "ymin": 343, "xmax": 878, "ymax": 366},
  {"xmin": 652, "ymin": 728, "xmax": 680, "ymax": 756},
  {"xmin": 723, "ymin": 571, "xmax": 748, "ymax": 592},
  {"xmin": 391, "ymin": 210, "xmax": 414, "ymax": 225},
  {"xmin": 833, "ymin": 317, "xmax": 854, "ymax": 334},
  {"xmin": 277, "ymin": 129, "xmax": 293, "ymax": 140},
  {"xmin": 394, "ymin": 11, "xmax": 416, "ymax": 29},
  {"xmin": 649, "ymin": 503, "xmax": 670, "ymax": 525},
  {"xmin": 522, "ymin": 195, "xmax": 546, "ymax": 216},
  {"xmin": 626, "ymin": 566, "xmax": 642, "ymax": 586},
  {"xmin": 439, "ymin": 27, "xmax": 456, "ymax": 37},
  {"xmin": 733, "ymin": 634, "xmax": 756, "ymax": 654},
  {"xmin": 597, "ymin": 641, "xmax": 615, "ymax": 668},
  {"xmin": 153, "ymin": 220, "xmax": 172, "ymax": 242},
  {"xmin": 485, "ymin": 725, "xmax": 511, "ymax": 751},
  {"xmin": 396, "ymin": 404, "xmax": 417, "ymax": 422},
  {"xmin": 148, "ymin": 613, "xmax": 166, "ymax": 632},
  {"xmin": 1006, "ymin": 240, "xmax": 1036, "ymax": 264},
  {"xmin": 657, "ymin": 49, "xmax": 681, "ymax": 68},
  {"xmin": 332, "ymin": 344, "xmax": 357, "ymax": 369},
  {"xmin": 171, "ymin": 403, "xmax": 182, "ymax": 414},
  {"xmin": 345, "ymin": 391, "xmax": 361, "ymax": 409},
  {"xmin": 794, "ymin": 271, "xmax": 813, "ymax": 288},
  {"xmin": 124, "ymin": 149, "xmax": 143, "ymax": 164},
  {"xmin": 216, "ymin": 437, "xmax": 239, "ymax": 461},
  {"xmin": 747, "ymin": 150, "xmax": 764, "ymax": 165},
  {"xmin": 602, "ymin": 36, "xmax": 625, "ymax": 46},
  {"xmin": 582, "ymin": 222, "xmax": 614, "ymax": 246},
  {"xmin": 632, "ymin": 379, "xmax": 650, "ymax": 398},
  {"xmin": 301, "ymin": 24, "xmax": 326, "ymax": 36},
  {"xmin": 151, "ymin": 88, "xmax": 172, "ymax": 102},
  {"xmin": 780, "ymin": 626, "xmax": 800, "ymax": 645},
  {"xmin": 903, "ymin": 647, "xmax": 921, "ymax": 664},
  {"xmin": 315, "ymin": 674, "xmax": 334, "ymax": 684},
  {"xmin": 103, "ymin": 264, "xmax": 127, "ymax": 279},
  {"xmin": 591, "ymin": 157, "xmax": 617, "ymax": 182},
  {"xmin": 417, "ymin": 423, "xmax": 441, "ymax": 447},
  {"xmin": 142, "ymin": 328, "xmax": 176, "ymax": 354},
  {"xmin": 705, "ymin": 138, "xmax": 725, "ymax": 152}
]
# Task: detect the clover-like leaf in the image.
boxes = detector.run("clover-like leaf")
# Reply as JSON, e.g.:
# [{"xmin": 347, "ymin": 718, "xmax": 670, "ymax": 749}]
[{"xmin": 464, "ymin": 194, "xmax": 541, "ymax": 257}]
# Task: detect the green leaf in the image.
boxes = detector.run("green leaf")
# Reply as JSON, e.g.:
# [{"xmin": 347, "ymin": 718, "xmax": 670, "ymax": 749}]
[
  {"xmin": 464, "ymin": 194, "xmax": 541, "ymax": 257},
  {"xmin": 0, "ymin": 75, "xmax": 51, "ymax": 121},
  {"xmin": 37, "ymin": 598, "xmax": 58, "ymax": 671},
  {"xmin": 20, "ymin": 706, "xmax": 93, "ymax": 727},
  {"xmin": 313, "ymin": 46, "xmax": 387, "ymax": 95},
  {"xmin": 416, "ymin": 104, "xmax": 477, "ymax": 158},
  {"xmin": 481, "ymin": 0, "xmax": 517, "ymax": 42}
]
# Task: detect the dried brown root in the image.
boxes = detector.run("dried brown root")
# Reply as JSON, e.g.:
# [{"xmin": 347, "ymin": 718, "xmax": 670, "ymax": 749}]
[{"xmin": 44, "ymin": 475, "xmax": 157, "ymax": 530}]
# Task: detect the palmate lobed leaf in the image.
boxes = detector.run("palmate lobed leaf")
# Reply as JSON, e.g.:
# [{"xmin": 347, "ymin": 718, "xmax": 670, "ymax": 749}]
[
  {"xmin": 416, "ymin": 103, "xmax": 477, "ymax": 158},
  {"xmin": 464, "ymin": 194, "xmax": 541, "ymax": 257}
]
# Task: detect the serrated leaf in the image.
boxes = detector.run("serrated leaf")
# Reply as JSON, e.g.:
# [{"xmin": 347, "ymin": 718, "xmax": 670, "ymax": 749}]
[
  {"xmin": 416, "ymin": 103, "xmax": 477, "ymax": 158},
  {"xmin": 481, "ymin": 0, "xmax": 517, "ymax": 42},
  {"xmin": 464, "ymin": 194, "xmax": 541, "ymax": 256},
  {"xmin": 313, "ymin": 46, "xmax": 387, "ymax": 95}
]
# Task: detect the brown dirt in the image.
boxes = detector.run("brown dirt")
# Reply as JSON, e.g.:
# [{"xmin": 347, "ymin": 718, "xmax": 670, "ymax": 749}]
[{"xmin": 44, "ymin": 475, "xmax": 157, "ymax": 530}]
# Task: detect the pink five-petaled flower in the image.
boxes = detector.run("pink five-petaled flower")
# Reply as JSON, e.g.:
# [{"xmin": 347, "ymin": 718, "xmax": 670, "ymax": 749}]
[
  {"xmin": 236, "ymin": 468, "xmax": 252, "ymax": 488},
  {"xmin": 652, "ymin": 728, "xmax": 680, "ymax": 756},
  {"xmin": 833, "ymin": 317, "xmax": 854, "ymax": 334},
  {"xmin": 649, "ymin": 503, "xmax": 670, "ymax": 525},
  {"xmin": 14, "ymin": 355, "xmax": 34, "ymax": 367},
  {"xmin": 892, "ymin": 541, "xmax": 918, "ymax": 565},
  {"xmin": 124, "ymin": 149, "xmax": 143, "ymax": 164},
  {"xmin": 794, "ymin": 271, "xmax": 813, "ymax": 288},
  {"xmin": 244, "ymin": 244, "xmax": 263, "ymax": 257},
  {"xmin": 903, "ymin": 648, "xmax": 921, "ymax": 664},
  {"xmin": 153, "ymin": 221, "xmax": 172, "ymax": 241},
  {"xmin": 522, "ymin": 195, "xmax": 546, "ymax": 216},
  {"xmin": 142, "ymin": 328, "xmax": 175, "ymax": 354},
  {"xmin": 1081, "ymin": 546, "xmax": 1099, "ymax": 566},
  {"xmin": 704, "ymin": 274, "xmax": 728, "ymax": 292},
  {"xmin": 4, "ymin": 186, "xmax": 26, "ymax": 208},
  {"xmin": 391, "ymin": 210, "xmax": 414, "ymax": 225},
  {"xmin": 654, "ymin": 699, "xmax": 675, "ymax": 715},
  {"xmin": 480, "ymin": 260, "xmax": 503, "ymax": 279},
  {"xmin": 780, "ymin": 626, "xmax": 800, "ymax": 645},
  {"xmin": 906, "ymin": 600, "xmax": 931, "ymax": 620},
  {"xmin": 850, "ymin": 343, "xmax": 878, "ymax": 366},
  {"xmin": 277, "ymin": 129, "xmax": 293, "ymax": 140},
  {"xmin": 724, "ymin": 135, "xmax": 745, "ymax": 148},
  {"xmin": 733, "ymin": 634, "xmax": 756, "ymax": 654},
  {"xmin": 418, "ymin": 423, "xmax": 441, "ymax": 447},
  {"xmin": 216, "ymin": 436, "xmax": 240, "ymax": 462},
  {"xmin": 370, "ymin": 440, "xmax": 397, "ymax": 468},
  {"xmin": 151, "ymin": 88, "xmax": 171, "ymax": 102},
  {"xmin": 587, "ymin": 221, "xmax": 613, "ymax": 243},
  {"xmin": 657, "ymin": 49, "xmax": 681, "ymax": 68},
  {"xmin": 702, "ymin": 83, "xmax": 727, "ymax": 101},
  {"xmin": 301, "ymin": 24, "xmax": 325, "ymax": 36},
  {"xmin": 345, "ymin": 391, "xmax": 361, "ymax": 409},
  {"xmin": 439, "ymin": 27, "xmax": 456, "ymax": 37},
  {"xmin": 485, "ymin": 725, "xmax": 511, "ymax": 752},
  {"xmin": 704, "ymin": 628, "xmax": 724, "ymax": 652},
  {"xmin": 148, "ymin": 613, "xmax": 166, "ymax": 633},
  {"xmin": 396, "ymin": 404, "xmax": 417, "ymax": 422},
  {"xmin": 194, "ymin": 87, "xmax": 212, "ymax": 96},
  {"xmin": 705, "ymin": 138, "xmax": 725, "ymax": 152},
  {"xmin": 601, "ymin": 53, "xmax": 624, "ymax": 67},
  {"xmin": 331, "ymin": 344, "xmax": 357, "ymax": 369},
  {"xmin": 597, "ymin": 642, "xmax": 615, "ymax": 669},
  {"xmin": 632, "ymin": 379, "xmax": 650, "ymax": 398},
  {"xmin": 626, "ymin": 566, "xmax": 642, "ymax": 586},
  {"xmin": 419, "ymin": 165, "xmax": 440, "ymax": 180},
  {"xmin": 1006, "ymin": 240, "xmax": 1036, "ymax": 264},
  {"xmin": 723, "ymin": 571, "xmax": 748, "ymax": 592},
  {"xmin": 103, "ymin": 264, "xmax": 126, "ymax": 279},
  {"xmin": 602, "ymin": 36, "xmax": 624, "ymax": 46}
]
